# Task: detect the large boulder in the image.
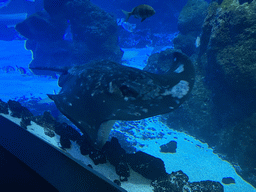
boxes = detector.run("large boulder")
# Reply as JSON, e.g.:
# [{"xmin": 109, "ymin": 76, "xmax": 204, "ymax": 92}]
[
  {"xmin": 199, "ymin": 0, "xmax": 256, "ymax": 92},
  {"xmin": 177, "ymin": 0, "xmax": 209, "ymax": 35},
  {"xmin": 15, "ymin": 0, "xmax": 123, "ymax": 75},
  {"xmin": 173, "ymin": 0, "xmax": 209, "ymax": 56}
]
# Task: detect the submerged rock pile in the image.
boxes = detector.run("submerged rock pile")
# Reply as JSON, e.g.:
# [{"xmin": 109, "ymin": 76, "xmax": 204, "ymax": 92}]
[
  {"xmin": 173, "ymin": 0, "xmax": 209, "ymax": 56},
  {"xmin": 15, "ymin": 0, "xmax": 123, "ymax": 76},
  {"xmin": 0, "ymin": 99, "xmax": 224, "ymax": 191},
  {"xmin": 152, "ymin": 171, "xmax": 224, "ymax": 192}
]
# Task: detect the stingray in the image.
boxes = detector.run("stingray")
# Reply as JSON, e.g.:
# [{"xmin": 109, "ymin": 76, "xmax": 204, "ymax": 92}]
[{"xmin": 47, "ymin": 52, "xmax": 195, "ymax": 149}]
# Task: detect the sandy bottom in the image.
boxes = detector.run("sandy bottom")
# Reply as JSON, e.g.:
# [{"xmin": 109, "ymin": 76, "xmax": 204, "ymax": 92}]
[{"xmin": 1, "ymin": 113, "xmax": 256, "ymax": 192}]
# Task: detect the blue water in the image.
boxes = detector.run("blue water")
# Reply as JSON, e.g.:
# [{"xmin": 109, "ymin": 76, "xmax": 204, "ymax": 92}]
[{"xmin": 0, "ymin": 0, "xmax": 256, "ymax": 191}]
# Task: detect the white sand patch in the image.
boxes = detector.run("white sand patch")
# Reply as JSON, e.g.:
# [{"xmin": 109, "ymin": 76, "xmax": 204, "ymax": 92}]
[
  {"xmin": 133, "ymin": 118, "xmax": 256, "ymax": 192},
  {"xmin": 121, "ymin": 48, "xmax": 154, "ymax": 69}
]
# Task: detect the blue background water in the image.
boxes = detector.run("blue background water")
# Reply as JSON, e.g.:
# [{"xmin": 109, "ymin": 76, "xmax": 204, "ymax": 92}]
[{"xmin": 0, "ymin": 0, "xmax": 256, "ymax": 191}]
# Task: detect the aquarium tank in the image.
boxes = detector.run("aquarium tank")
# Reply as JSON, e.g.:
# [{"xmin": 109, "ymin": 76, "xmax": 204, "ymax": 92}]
[{"xmin": 0, "ymin": 0, "xmax": 256, "ymax": 191}]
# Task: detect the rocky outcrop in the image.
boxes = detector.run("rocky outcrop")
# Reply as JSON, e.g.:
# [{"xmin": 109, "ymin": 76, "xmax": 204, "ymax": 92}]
[
  {"xmin": 15, "ymin": 0, "xmax": 123, "ymax": 76},
  {"xmin": 171, "ymin": 0, "xmax": 256, "ymax": 187},
  {"xmin": 199, "ymin": 0, "xmax": 256, "ymax": 92},
  {"xmin": 197, "ymin": 4, "xmax": 256, "ymax": 185},
  {"xmin": 215, "ymin": 113, "xmax": 256, "ymax": 187},
  {"xmin": 177, "ymin": 0, "xmax": 209, "ymax": 35},
  {"xmin": 173, "ymin": 0, "xmax": 209, "ymax": 56},
  {"xmin": 152, "ymin": 170, "xmax": 224, "ymax": 192}
]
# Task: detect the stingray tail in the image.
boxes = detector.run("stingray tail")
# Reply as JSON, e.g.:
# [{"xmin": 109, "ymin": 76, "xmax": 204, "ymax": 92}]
[
  {"xmin": 122, "ymin": 10, "xmax": 132, "ymax": 22},
  {"xmin": 156, "ymin": 51, "xmax": 195, "ymax": 98},
  {"xmin": 47, "ymin": 94, "xmax": 57, "ymax": 101},
  {"xmin": 171, "ymin": 51, "xmax": 195, "ymax": 81}
]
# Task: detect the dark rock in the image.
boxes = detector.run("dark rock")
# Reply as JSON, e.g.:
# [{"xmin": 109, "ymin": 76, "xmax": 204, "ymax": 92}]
[
  {"xmin": 152, "ymin": 171, "xmax": 224, "ymax": 192},
  {"xmin": 25, "ymin": 39, "xmax": 37, "ymax": 51},
  {"xmin": 160, "ymin": 140, "xmax": 177, "ymax": 153},
  {"xmin": 116, "ymin": 161, "xmax": 130, "ymax": 181},
  {"xmin": 195, "ymin": 1, "xmax": 256, "ymax": 187},
  {"xmin": 8, "ymin": 100, "xmax": 32, "ymax": 118},
  {"xmin": 113, "ymin": 179, "xmax": 121, "ymax": 186},
  {"xmin": 20, "ymin": 118, "xmax": 29, "ymax": 129},
  {"xmin": 44, "ymin": 0, "xmax": 69, "ymax": 16},
  {"xmin": 78, "ymin": 135, "xmax": 94, "ymax": 156},
  {"xmin": 178, "ymin": 0, "xmax": 209, "ymax": 35},
  {"xmin": 27, "ymin": 39, "xmax": 74, "ymax": 76},
  {"xmin": 109, "ymin": 129, "xmax": 137, "ymax": 154},
  {"xmin": 151, "ymin": 170, "xmax": 189, "ymax": 192},
  {"xmin": 18, "ymin": 0, "xmax": 123, "ymax": 76},
  {"xmin": 32, "ymin": 111, "xmax": 60, "ymax": 136},
  {"xmin": 102, "ymin": 137, "xmax": 130, "ymax": 180},
  {"xmin": 87, "ymin": 164, "xmax": 93, "ymax": 169},
  {"xmin": 44, "ymin": 129, "xmax": 55, "ymax": 138},
  {"xmin": 7, "ymin": 100, "xmax": 34, "ymax": 129},
  {"xmin": 173, "ymin": 33, "xmax": 197, "ymax": 56},
  {"xmin": 89, "ymin": 149, "xmax": 106, "ymax": 165},
  {"xmin": 64, "ymin": 0, "xmax": 123, "ymax": 63},
  {"xmin": 15, "ymin": 10, "xmax": 66, "ymax": 41},
  {"xmin": 20, "ymin": 113, "xmax": 33, "ymax": 128},
  {"xmin": 60, "ymin": 136, "xmax": 71, "ymax": 149},
  {"xmin": 199, "ymin": 0, "xmax": 256, "ymax": 92},
  {"xmin": 127, "ymin": 151, "xmax": 167, "ymax": 180},
  {"xmin": 222, "ymin": 177, "xmax": 235, "ymax": 184},
  {"xmin": 102, "ymin": 137, "xmax": 126, "ymax": 166},
  {"xmin": 32, "ymin": 111, "xmax": 58, "ymax": 131},
  {"xmin": 173, "ymin": 0, "xmax": 208, "ymax": 56},
  {"xmin": 0, "ymin": 99, "xmax": 8, "ymax": 114},
  {"xmin": 55, "ymin": 122, "xmax": 81, "ymax": 142},
  {"xmin": 189, "ymin": 180, "xmax": 224, "ymax": 191}
]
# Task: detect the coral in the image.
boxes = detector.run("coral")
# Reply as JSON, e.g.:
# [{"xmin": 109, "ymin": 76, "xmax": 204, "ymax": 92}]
[
  {"xmin": 152, "ymin": 170, "xmax": 224, "ymax": 192},
  {"xmin": 199, "ymin": 0, "xmax": 256, "ymax": 91}
]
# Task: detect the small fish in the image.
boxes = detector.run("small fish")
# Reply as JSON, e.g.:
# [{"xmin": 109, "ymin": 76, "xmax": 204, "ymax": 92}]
[
  {"xmin": 63, "ymin": 20, "xmax": 73, "ymax": 41},
  {"xmin": 117, "ymin": 18, "xmax": 136, "ymax": 32},
  {"xmin": 122, "ymin": 4, "xmax": 155, "ymax": 22},
  {"xmin": 16, "ymin": 65, "xmax": 26, "ymax": 74},
  {"xmin": 0, "ymin": 0, "xmax": 11, "ymax": 9},
  {"xmin": 195, "ymin": 36, "xmax": 201, "ymax": 48},
  {"xmin": 2, "ymin": 65, "xmax": 15, "ymax": 73}
]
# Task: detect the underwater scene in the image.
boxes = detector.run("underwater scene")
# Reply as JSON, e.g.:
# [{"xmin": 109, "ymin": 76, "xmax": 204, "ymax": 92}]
[{"xmin": 1, "ymin": 0, "xmax": 256, "ymax": 191}]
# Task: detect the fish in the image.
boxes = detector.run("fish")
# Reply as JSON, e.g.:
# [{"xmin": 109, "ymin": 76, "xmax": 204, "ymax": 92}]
[
  {"xmin": 122, "ymin": 4, "xmax": 155, "ymax": 22},
  {"xmin": 47, "ymin": 52, "xmax": 195, "ymax": 149},
  {"xmin": 1, "ymin": 65, "xmax": 15, "ymax": 73},
  {"xmin": 63, "ymin": 20, "xmax": 73, "ymax": 41},
  {"xmin": 16, "ymin": 65, "xmax": 26, "ymax": 74}
]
